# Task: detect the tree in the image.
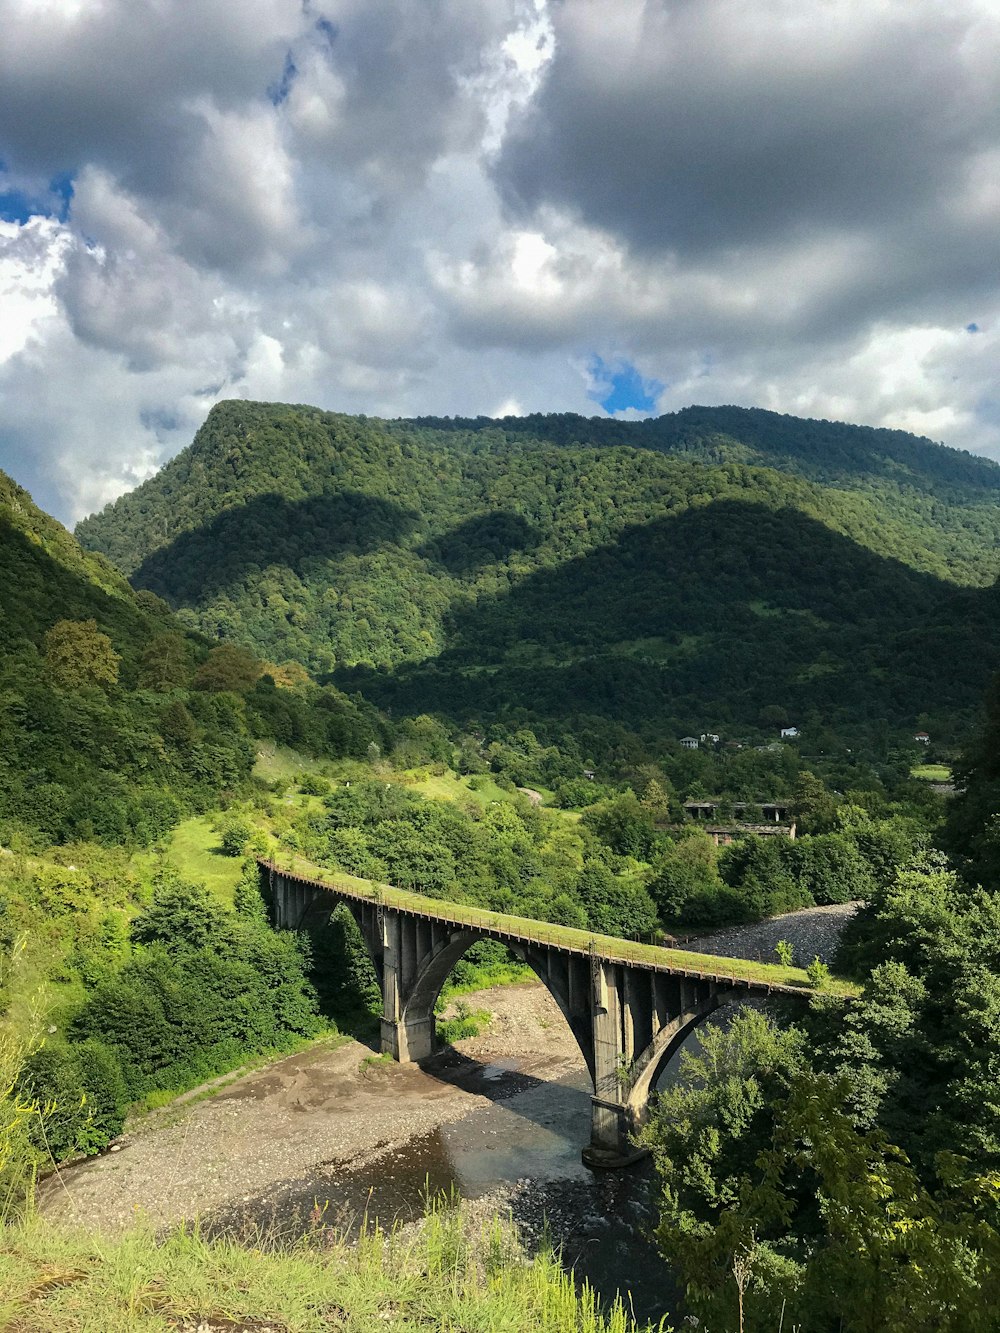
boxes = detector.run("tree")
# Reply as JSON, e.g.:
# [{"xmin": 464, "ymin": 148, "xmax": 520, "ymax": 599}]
[
  {"xmin": 575, "ymin": 859, "xmax": 657, "ymax": 938},
  {"xmin": 642, "ymin": 1028, "xmax": 1000, "ymax": 1332},
  {"xmin": 138, "ymin": 632, "xmax": 191, "ymax": 689},
  {"xmin": 159, "ymin": 699, "xmax": 198, "ymax": 750},
  {"xmin": 130, "ymin": 877, "xmax": 227, "ymax": 952},
  {"xmin": 792, "ymin": 832, "xmax": 874, "ymax": 905},
  {"xmin": 192, "ymin": 644, "xmax": 262, "ymax": 694},
  {"xmin": 719, "ymin": 835, "xmax": 806, "ymax": 917},
  {"xmin": 649, "ymin": 830, "xmax": 737, "ymax": 925},
  {"xmin": 43, "ymin": 619, "xmax": 120, "ymax": 690},
  {"xmin": 218, "ymin": 813, "xmax": 259, "ymax": 857},
  {"xmin": 580, "ymin": 791, "xmax": 657, "ymax": 859},
  {"xmin": 792, "ymin": 770, "xmax": 839, "ymax": 833}
]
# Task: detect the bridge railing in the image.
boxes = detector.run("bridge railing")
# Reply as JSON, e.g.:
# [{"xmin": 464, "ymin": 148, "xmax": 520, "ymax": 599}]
[{"xmin": 259, "ymin": 855, "xmax": 845, "ymax": 998}]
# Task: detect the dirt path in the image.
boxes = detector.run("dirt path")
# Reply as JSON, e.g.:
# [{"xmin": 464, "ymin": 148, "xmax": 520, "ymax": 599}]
[{"xmin": 40, "ymin": 984, "xmax": 579, "ymax": 1234}]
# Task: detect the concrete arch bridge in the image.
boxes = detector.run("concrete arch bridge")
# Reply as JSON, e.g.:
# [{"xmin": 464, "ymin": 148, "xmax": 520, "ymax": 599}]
[{"xmin": 261, "ymin": 859, "xmax": 812, "ymax": 1167}]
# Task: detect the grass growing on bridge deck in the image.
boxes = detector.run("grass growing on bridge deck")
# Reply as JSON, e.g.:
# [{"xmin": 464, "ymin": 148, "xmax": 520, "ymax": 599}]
[{"xmin": 263, "ymin": 854, "xmax": 859, "ymax": 998}]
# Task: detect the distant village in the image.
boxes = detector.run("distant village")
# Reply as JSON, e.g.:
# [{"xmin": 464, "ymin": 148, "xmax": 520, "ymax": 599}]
[{"xmin": 666, "ymin": 724, "xmax": 933, "ymax": 845}]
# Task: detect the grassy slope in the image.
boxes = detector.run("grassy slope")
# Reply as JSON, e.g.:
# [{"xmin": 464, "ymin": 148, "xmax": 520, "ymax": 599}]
[
  {"xmin": 398, "ymin": 768, "xmax": 512, "ymax": 808},
  {"xmin": 252, "ymin": 743, "xmax": 328, "ymax": 783},
  {"xmin": 0, "ymin": 1208, "xmax": 647, "ymax": 1333},
  {"xmin": 139, "ymin": 816, "xmax": 243, "ymax": 903}
]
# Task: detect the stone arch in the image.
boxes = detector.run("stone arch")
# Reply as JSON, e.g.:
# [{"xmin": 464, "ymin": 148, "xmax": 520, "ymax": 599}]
[
  {"xmin": 280, "ymin": 882, "xmax": 385, "ymax": 987},
  {"xmin": 395, "ymin": 929, "xmax": 595, "ymax": 1079},
  {"xmin": 399, "ymin": 926, "xmax": 481, "ymax": 1027},
  {"xmin": 516, "ymin": 944, "xmax": 595, "ymax": 1081},
  {"xmin": 625, "ymin": 985, "xmax": 734, "ymax": 1119}
]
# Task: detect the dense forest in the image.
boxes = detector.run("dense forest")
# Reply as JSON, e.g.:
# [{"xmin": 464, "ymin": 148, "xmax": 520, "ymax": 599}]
[
  {"xmin": 634, "ymin": 693, "xmax": 1000, "ymax": 1331},
  {"xmin": 75, "ymin": 401, "xmax": 1000, "ymax": 757},
  {"xmin": 0, "ymin": 466, "xmax": 385, "ymax": 848}
]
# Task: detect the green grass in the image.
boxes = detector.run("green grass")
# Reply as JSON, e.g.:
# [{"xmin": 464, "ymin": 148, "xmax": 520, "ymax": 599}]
[
  {"xmin": 911, "ymin": 763, "xmax": 952, "ymax": 782},
  {"xmin": 137, "ymin": 816, "xmax": 243, "ymax": 904},
  {"xmin": 438, "ymin": 958, "xmax": 533, "ymax": 1003},
  {"xmin": 268, "ymin": 852, "xmax": 859, "ymax": 998},
  {"xmin": 437, "ymin": 1000, "xmax": 492, "ymax": 1044},
  {"xmin": 398, "ymin": 768, "xmax": 513, "ymax": 808},
  {"xmin": 252, "ymin": 742, "xmax": 329, "ymax": 783},
  {"xmin": 0, "ymin": 1204, "xmax": 654, "ymax": 1332}
]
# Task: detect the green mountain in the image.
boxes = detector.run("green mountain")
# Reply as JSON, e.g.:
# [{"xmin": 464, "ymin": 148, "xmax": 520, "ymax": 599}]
[
  {"xmin": 74, "ymin": 401, "xmax": 1000, "ymax": 750},
  {"xmin": 0, "ymin": 467, "xmax": 383, "ymax": 847}
]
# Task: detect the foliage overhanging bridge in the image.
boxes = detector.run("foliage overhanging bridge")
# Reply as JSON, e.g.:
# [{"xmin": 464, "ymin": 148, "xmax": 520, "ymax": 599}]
[{"xmin": 260, "ymin": 856, "xmax": 825, "ymax": 1166}]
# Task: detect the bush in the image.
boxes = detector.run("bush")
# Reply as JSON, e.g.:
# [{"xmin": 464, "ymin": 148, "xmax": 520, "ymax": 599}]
[
  {"xmin": 219, "ymin": 814, "xmax": 257, "ymax": 857},
  {"xmin": 437, "ymin": 1000, "xmax": 490, "ymax": 1045},
  {"xmin": 775, "ymin": 939, "xmax": 794, "ymax": 967},
  {"xmin": 19, "ymin": 1039, "xmax": 128, "ymax": 1161},
  {"xmin": 806, "ymin": 955, "xmax": 831, "ymax": 989}
]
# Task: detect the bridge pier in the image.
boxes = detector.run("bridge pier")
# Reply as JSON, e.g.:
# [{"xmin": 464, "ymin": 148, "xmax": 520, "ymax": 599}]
[
  {"xmin": 379, "ymin": 907, "xmax": 443, "ymax": 1060},
  {"xmin": 583, "ymin": 962, "xmax": 731, "ymax": 1168},
  {"xmin": 584, "ymin": 961, "xmax": 641, "ymax": 1167}
]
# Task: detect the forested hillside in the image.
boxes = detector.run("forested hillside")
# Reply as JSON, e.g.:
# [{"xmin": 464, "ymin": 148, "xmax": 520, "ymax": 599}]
[
  {"xmin": 7, "ymin": 439, "xmax": 999, "ymax": 1333},
  {"xmin": 76, "ymin": 401, "xmax": 1000, "ymax": 749},
  {"xmin": 417, "ymin": 405, "xmax": 1000, "ymax": 505},
  {"xmin": 0, "ymin": 467, "xmax": 384, "ymax": 847}
]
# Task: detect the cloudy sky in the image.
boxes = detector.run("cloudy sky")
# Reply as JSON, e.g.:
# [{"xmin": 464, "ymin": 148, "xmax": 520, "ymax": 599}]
[{"xmin": 1, "ymin": 0, "xmax": 998, "ymax": 524}]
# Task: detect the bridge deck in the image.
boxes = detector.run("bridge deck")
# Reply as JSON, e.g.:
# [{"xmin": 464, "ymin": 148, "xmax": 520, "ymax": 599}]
[{"xmin": 260, "ymin": 856, "xmax": 857, "ymax": 998}]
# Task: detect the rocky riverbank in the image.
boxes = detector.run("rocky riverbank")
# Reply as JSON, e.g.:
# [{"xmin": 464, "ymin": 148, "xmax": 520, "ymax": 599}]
[
  {"xmin": 684, "ymin": 900, "xmax": 858, "ymax": 966},
  {"xmin": 40, "ymin": 984, "xmax": 585, "ymax": 1235}
]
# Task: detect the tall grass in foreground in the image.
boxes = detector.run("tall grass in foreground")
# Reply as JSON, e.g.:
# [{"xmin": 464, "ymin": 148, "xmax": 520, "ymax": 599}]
[
  {"xmin": 0, "ymin": 935, "xmax": 47, "ymax": 1223},
  {"xmin": 0, "ymin": 1200, "xmax": 669, "ymax": 1332}
]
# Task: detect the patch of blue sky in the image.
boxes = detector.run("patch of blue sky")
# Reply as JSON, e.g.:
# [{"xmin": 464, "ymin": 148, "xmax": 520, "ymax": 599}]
[
  {"xmin": 0, "ymin": 166, "xmax": 73, "ymax": 224},
  {"xmin": 589, "ymin": 356, "xmax": 664, "ymax": 415},
  {"xmin": 967, "ymin": 322, "xmax": 980, "ymax": 333},
  {"xmin": 314, "ymin": 16, "xmax": 338, "ymax": 49},
  {"xmin": 268, "ymin": 51, "xmax": 298, "ymax": 105}
]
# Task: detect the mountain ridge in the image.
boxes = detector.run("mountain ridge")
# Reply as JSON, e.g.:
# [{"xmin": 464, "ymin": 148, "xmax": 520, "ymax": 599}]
[{"xmin": 72, "ymin": 400, "xmax": 1000, "ymax": 750}]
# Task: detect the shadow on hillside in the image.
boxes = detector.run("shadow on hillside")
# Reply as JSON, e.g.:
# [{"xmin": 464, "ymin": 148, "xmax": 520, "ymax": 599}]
[
  {"xmin": 417, "ymin": 510, "xmax": 542, "ymax": 574},
  {"xmin": 333, "ymin": 498, "xmax": 1000, "ymax": 729},
  {"xmin": 0, "ymin": 517, "xmax": 159, "ymax": 677},
  {"xmin": 132, "ymin": 490, "xmax": 421, "ymax": 605}
]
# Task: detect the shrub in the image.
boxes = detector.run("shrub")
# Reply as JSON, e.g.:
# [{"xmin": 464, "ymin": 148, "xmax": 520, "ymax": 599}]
[
  {"xmin": 219, "ymin": 814, "xmax": 257, "ymax": 857},
  {"xmin": 806, "ymin": 955, "xmax": 831, "ymax": 989},
  {"xmin": 437, "ymin": 1001, "xmax": 490, "ymax": 1045}
]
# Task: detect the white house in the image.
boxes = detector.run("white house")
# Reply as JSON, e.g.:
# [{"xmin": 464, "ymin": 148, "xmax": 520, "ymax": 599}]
[
  {"xmin": 914, "ymin": 731, "xmax": 930, "ymax": 744},
  {"xmin": 780, "ymin": 726, "xmax": 800, "ymax": 739},
  {"xmin": 679, "ymin": 736, "xmax": 699, "ymax": 750}
]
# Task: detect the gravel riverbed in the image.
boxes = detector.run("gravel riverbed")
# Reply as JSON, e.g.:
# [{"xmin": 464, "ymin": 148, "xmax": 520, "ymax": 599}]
[
  {"xmin": 684, "ymin": 900, "xmax": 859, "ymax": 967},
  {"xmin": 40, "ymin": 985, "xmax": 585, "ymax": 1235}
]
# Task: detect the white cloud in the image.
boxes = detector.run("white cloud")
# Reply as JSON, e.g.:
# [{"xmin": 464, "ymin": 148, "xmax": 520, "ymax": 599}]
[
  {"xmin": 0, "ymin": 0, "xmax": 999, "ymax": 523},
  {"xmin": 0, "ymin": 217, "xmax": 70, "ymax": 362}
]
